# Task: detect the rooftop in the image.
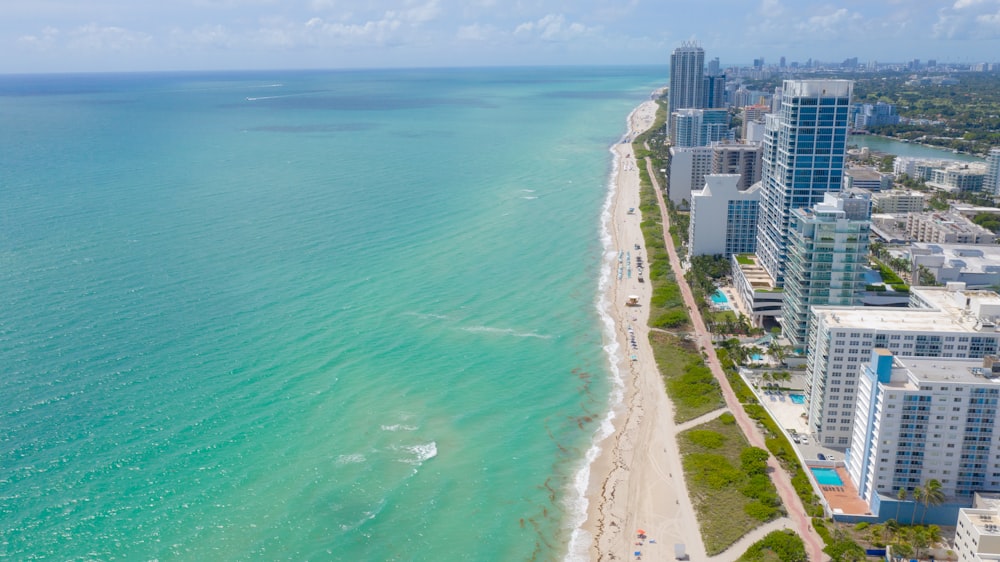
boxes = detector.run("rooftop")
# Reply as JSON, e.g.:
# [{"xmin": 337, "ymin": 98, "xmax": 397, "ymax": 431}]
[
  {"xmin": 884, "ymin": 356, "xmax": 998, "ymax": 388},
  {"xmin": 812, "ymin": 286, "xmax": 1000, "ymax": 333}
]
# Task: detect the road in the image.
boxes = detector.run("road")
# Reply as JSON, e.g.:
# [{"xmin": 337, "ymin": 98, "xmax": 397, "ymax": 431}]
[{"xmin": 645, "ymin": 157, "xmax": 828, "ymax": 561}]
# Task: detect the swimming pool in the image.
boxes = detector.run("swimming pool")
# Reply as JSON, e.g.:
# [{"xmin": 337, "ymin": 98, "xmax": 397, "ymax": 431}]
[
  {"xmin": 750, "ymin": 354, "xmax": 763, "ymax": 361},
  {"xmin": 811, "ymin": 467, "xmax": 843, "ymax": 486},
  {"xmin": 790, "ymin": 394, "xmax": 805, "ymax": 404},
  {"xmin": 710, "ymin": 290, "xmax": 728, "ymax": 304}
]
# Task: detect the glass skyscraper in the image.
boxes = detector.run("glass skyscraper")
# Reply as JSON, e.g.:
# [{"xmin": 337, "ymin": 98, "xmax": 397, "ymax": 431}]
[{"xmin": 755, "ymin": 79, "xmax": 854, "ymax": 287}]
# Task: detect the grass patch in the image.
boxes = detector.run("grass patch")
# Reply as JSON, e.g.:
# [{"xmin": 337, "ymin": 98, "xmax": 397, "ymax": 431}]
[
  {"xmin": 649, "ymin": 331, "xmax": 724, "ymax": 422},
  {"xmin": 680, "ymin": 416, "xmax": 783, "ymax": 555}
]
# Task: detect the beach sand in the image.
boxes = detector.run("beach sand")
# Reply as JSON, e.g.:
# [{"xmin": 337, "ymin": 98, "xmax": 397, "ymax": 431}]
[
  {"xmin": 582, "ymin": 100, "xmax": 708, "ymax": 561},
  {"xmin": 580, "ymin": 100, "xmax": 826, "ymax": 562}
]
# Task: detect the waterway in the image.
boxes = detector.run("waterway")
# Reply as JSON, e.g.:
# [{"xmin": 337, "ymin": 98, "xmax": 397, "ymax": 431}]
[{"xmin": 850, "ymin": 134, "xmax": 984, "ymax": 163}]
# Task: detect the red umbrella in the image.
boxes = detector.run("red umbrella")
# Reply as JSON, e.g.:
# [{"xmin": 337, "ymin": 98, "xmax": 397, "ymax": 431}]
[{"xmin": 637, "ymin": 529, "xmax": 646, "ymax": 535}]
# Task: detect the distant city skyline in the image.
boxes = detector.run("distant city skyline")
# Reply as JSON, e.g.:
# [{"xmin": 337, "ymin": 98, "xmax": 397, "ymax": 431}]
[{"xmin": 5, "ymin": 0, "xmax": 1000, "ymax": 74}]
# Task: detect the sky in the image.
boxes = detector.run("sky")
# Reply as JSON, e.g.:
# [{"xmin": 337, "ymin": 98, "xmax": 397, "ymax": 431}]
[{"xmin": 5, "ymin": 0, "xmax": 1000, "ymax": 73}]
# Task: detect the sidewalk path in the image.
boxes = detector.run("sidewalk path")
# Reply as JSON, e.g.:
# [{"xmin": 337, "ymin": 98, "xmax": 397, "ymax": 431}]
[{"xmin": 645, "ymin": 158, "xmax": 828, "ymax": 561}]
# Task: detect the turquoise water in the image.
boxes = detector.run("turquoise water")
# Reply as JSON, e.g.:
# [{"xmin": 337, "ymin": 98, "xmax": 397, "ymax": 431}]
[
  {"xmin": 0, "ymin": 67, "xmax": 665, "ymax": 561},
  {"xmin": 710, "ymin": 290, "xmax": 728, "ymax": 304},
  {"xmin": 751, "ymin": 354, "xmax": 764, "ymax": 361},
  {"xmin": 812, "ymin": 468, "xmax": 844, "ymax": 486},
  {"xmin": 790, "ymin": 394, "xmax": 805, "ymax": 404},
  {"xmin": 851, "ymin": 134, "xmax": 984, "ymax": 162}
]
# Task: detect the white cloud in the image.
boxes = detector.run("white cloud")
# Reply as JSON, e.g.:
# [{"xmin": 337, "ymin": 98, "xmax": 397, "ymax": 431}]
[
  {"xmin": 456, "ymin": 23, "xmax": 496, "ymax": 41},
  {"xmin": 514, "ymin": 13, "xmax": 597, "ymax": 42},
  {"xmin": 67, "ymin": 24, "xmax": 152, "ymax": 52},
  {"xmin": 17, "ymin": 26, "xmax": 60, "ymax": 51},
  {"xmin": 953, "ymin": 0, "xmax": 991, "ymax": 9},
  {"xmin": 793, "ymin": 8, "xmax": 863, "ymax": 38},
  {"xmin": 934, "ymin": 0, "xmax": 1000, "ymax": 38},
  {"xmin": 169, "ymin": 25, "xmax": 234, "ymax": 49}
]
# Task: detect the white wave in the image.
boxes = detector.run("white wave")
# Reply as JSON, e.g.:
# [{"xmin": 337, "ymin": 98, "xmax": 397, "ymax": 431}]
[
  {"xmin": 334, "ymin": 453, "xmax": 366, "ymax": 465},
  {"xmin": 402, "ymin": 311, "xmax": 450, "ymax": 321},
  {"xmin": 398, "ymin": 442, "xmax": 437, "ymax": 465},
  {"xmin": 381, "ymin": 424, "xmax": 418, "ymax": 432},
  {"xmin": 462, "ymin": 325, "xmax": 551, "ymax": 339},
  {"xmin": 521, "ymin": 189, "xmax": 536, "ymax": 193},
  {"xmin": 564, "ymin": 107, "xmax": 634, "ymax": 562},
  {"xmin": 520, "ymin": 196, "xmax": 538, "ymax": 200},
  {"xmin": 338, "ymin": 499, "xmax": 386, "ymax": 532}
]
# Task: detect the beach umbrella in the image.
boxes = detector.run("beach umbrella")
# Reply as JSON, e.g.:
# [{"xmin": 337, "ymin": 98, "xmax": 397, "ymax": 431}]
[{"xmin": 636, "ymin": 529, "xmax": 645, "ymax": 535}]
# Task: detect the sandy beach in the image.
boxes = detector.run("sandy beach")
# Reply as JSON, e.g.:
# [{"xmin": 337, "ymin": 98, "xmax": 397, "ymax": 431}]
[
  {"xmin": 582, "ymin": 100, "xmax": 709, "ymax": 561},
  {"xmin": 579, "ymin": 100, "xmax": 825, "ymax": 562}
]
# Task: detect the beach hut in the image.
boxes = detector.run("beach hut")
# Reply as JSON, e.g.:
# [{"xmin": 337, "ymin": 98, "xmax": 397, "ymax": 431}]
[{"xmin": 626, "ymin": 295, "xmax": 640, "ymax": 307}]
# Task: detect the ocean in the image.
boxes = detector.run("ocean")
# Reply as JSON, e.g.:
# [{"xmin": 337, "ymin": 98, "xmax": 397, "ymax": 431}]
[{"xmin": 0, "ymin": 66, "xmax": 664, "ymax": 560}]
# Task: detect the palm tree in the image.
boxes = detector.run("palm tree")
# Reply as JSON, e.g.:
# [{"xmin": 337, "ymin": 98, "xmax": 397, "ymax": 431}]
[
  {"xmin": 895, "ymin": 487, "xmax": 907, "ymax": 522},
  {"xmin": 910, "ymin": 487, "xmax": 923, "ymax": 525},
  {"xmin": 919, "ymin": 479, "xmax": 946, "ymax": 525}
]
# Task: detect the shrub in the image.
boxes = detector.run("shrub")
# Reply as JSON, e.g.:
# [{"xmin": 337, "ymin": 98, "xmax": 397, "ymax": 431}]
[
  {"xmin": 686, "ymin": 429, "xmax": 726, "ymax": 449},
  {"xmin": 744, "ymin": 500, "xmax": 780, "ymax": 521}
]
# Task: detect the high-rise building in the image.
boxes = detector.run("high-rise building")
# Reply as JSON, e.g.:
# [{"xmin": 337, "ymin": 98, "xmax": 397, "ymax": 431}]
[
  {"xmin": 668, "ymin": 42, "xmax": 705, "ymax": 139},
  {"xmin": 668, "ymin": 146, "xmax": 714, "ymax": 208},
  {"xmin": 671, "ymin": 108, "xmax": 730, "ymax": 147},
  {"xmin": 755, "ymin": 79, "xmax": 853, "ymax": 287},
  {"xmin": 780, "ymin": 191, "xmax": 871, "ymax": 349},
  {"xmin": 688, "ymin": 175, "xmax": 760, "ymax": 258},
  {"xmin": 984, "ymin": 148, "xmax": 1000, "ymax": 195},
  {"xmin": 847, "ymin": 350, "xmax": 1000, "ymax": 524},
  {"xmin": 703, "ymin": 74, "xmax": 726, "ymax": 109},
  {"xmin": 707, "ymin": 57, "xmax": 720, "ymax": 76},
  {"xmin": 805, "ymin": 286, "xmax": 1000, "ymax": 448},
  {"xmin": 711, "ymin": 143, "xmax": 763, "ymax": 191}
]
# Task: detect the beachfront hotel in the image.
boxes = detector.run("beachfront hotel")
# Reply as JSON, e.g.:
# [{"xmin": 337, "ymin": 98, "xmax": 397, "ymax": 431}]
[
  {"xmin": 780, "ymin": 190, "xmax": 872, "ymax": 348},
  {"xmin": 806, "ymin": 285, "xmax": 1000, "ymax": 449},
  {"xmin": 688, "ymin": 174, "xmax": 760, "ymax": 258},
  {"xmin": 755, "ymin": 79, "xmax": 854, "ymax": 288},
  {"xmin": 846, "ymin": 350, "xmax": 1000, "ymax": 525},
  {"xmin": 667, "ymin": 42, "xmax": 705, "ymax": 141}
]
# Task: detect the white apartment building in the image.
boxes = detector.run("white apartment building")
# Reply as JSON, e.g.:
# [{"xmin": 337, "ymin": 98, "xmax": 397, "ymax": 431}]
[
  {"xmin": 711, "ymin": 142, "xmax": 763, "ymax": 191},
  {"xmin": 843, "ymin": 167, "xmax": 892, "ymax": 191},
  {"xmin": 806, "ymin": 286, "xmax": 1000, "ymax": 448},
  {"xmin": 871, "ymin": 190, "xmax": 926, "ymax": 214},
  {"xmin": 955, "ymin": 494, "xmax": 1000, "ymax": 562},
  {"xmin": 985, "ymin": 148, "xmax": 1000, "ymax": 196},
  {"xmin": 668, "ymin": 146, "xmax": 714, "ymax": 208},
  {"xmin": 848, "ymin": 351, "xmax": 1000, "ymax": 523},
  {"xmin": 688, "ymin": 175, "xmax": 760, "ymax": 258},
  {"xmin": 910, "ymin": 244, "xmax": 1000, "ymax": 289},
  {"xmin": 928, "ymin": 163, "xmax": 987, "ymax": 193},
  {"xmin": 905, "ymin": 212, "xmax": 996, "ymax": 245}
]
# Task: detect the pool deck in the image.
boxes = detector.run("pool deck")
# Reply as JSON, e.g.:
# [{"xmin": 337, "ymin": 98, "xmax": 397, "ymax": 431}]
[
  {"xmin": 740, "ymin": 373, "xmax": 874, "ymax": 516},
  {"xmin": 816, "ymin": 467, "xmax": 870, "ymax": 516}
]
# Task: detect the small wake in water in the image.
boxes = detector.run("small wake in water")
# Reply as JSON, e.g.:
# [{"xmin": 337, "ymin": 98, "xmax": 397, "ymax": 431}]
[
  {"xmin": 335, "ymin": 453, "xmax": 367, "ymax": 465},
  {"xmin": 403, "ymin": 311, "xmax": 450, "ymax": 321},
  {"xmin": 462, "ymin": 325, "xmax": 552, "ymax": 339},
  {"xmin": 381, "ymin": 424, "xmax": 418, "ymax": 432},
  {"xmin": 396, "ymin": 442, "xmax": 438, "ymax": 465}
]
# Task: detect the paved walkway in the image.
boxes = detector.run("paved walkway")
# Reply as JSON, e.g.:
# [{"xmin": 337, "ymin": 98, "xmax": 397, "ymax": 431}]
[{"xmin": 646, "ymin": 158, "xmax": 828, "ymax": 561}]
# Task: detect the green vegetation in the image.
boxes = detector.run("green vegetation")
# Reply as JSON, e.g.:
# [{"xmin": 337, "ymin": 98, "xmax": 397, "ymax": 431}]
[
  {"xmin": 872, "ymin": 258, "xmax": 910, "ymax": 293},
  {"xmin": 650, "ymin": 330, "xmax": 725, "ymax": 421},
  {"xmin": 737, "ymin": 529, "xmax": 807, "ymax": 562},
  {"xmin": 743, "ymin": 404, "xmax": 824, "ymax": 518},
  {"xmin": 631, "ymin": 98, "xmax": 725, "ymax": 424},
  {"xmin": 736, "ymin": 254, "xmax": 754, "ymax": 265},
  {"xmin": 973, "ymin": 212, "xmax": 1000, "ymax": 233},
  {"xmin": 679, "ymin": 415, "xmax": 783, "ymax": 555}
]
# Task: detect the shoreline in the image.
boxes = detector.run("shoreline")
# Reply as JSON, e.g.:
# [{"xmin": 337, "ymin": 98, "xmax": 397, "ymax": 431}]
[{"xmin": 568, "ymin": 100, "xmax": 707, "ymax": 561}]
